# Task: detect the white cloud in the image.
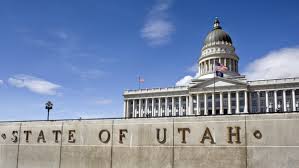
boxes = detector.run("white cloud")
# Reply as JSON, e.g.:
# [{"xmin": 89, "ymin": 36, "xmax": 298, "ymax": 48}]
[
  {"xmin": 141, "ymin": 0, "xmax": 174, "ymax": 45},
  {"xmin": 8, "ymin": 74, "xmax": 61, "ymax": 95},
  {"xmin": 187, "ymin": 63, "xmax": 198, "ymax": 73},
  {"xmin": 176, "ymin": 76, "xmax": 193, "ymax": 86},
  {"xmin": 0, "ymin": 80, "xmax": 3, "ymax": 85},
  {"xmin": 244, "ymin": 47, "xmax": 299, "ymax": 80},
  {"xmin": 176, "ymin": 65, "xmax": 201, "ymax": 86},
  {"xmin": 95, "ymin": 98, "xmax": 112, "ymax": 105}
]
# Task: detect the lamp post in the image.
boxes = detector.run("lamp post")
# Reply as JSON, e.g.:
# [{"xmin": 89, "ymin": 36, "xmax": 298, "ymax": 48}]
[{"xmin": 45, "ymin": 101, "xmax": 53, "ymax": 120}]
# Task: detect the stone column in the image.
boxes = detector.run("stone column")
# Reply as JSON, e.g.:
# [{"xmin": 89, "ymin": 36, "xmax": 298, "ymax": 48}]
[
  {"xmin": 228, "ymin": 92, "xmax": 232, "ymax": 114},
  {"xmin": 123, "ymin": 100, "xmax": 126, "ymax": 118},
  {"xmin": 172, "ymin": 97, "xmax": 175, "ymax": 116},
  {"xmin": 265, "ymin": 91, "xmax": 269, "ymax": 112},
  {"xmin": 207, "ymin": 60, "xmax": 210, "ymax": 72},
  {"xmin": 132, "ymin": 99, "xmax": 135, "ymax": 117},
  {"xmin": 236, "ymin": 91, "xmax": 240, "ymax": 114},
  {"xmin": 257, "ymin": 91, "xmax": 260, "ymax": 112},
  {"xmin": 283, "ymin": 90, "xmax": 287, "ymax": 112},
  {"xmin": 292, "ymin": 89, "xmax": 296, "ymax": 111},
  {"xmin": 244, "ymin": 91, "xmax": 248, "ymax": 113},
  {"xmin": 189, "ymin": 95, "xmax": 193, "ymax": 115},
  {"xmin": 179, "ymin": 96, "xmax": 182, "ymax": 116},
  {"xmin": 165, "ymin": 97, "xmax": 168, "ymax": 116},
  {"xmin": 139, "ymin": 99, "xmax": 142, "ymax": 117},
  {"xmin": 151, "ymin": 98, "xmax": 154, "ymax": 116},
  {"xmin": 274, "ymin": 90, "xmax": 278, "ymax": 112},
  {"xmin": 220, "ymin": 92, "xmax": 223, "ymax": 115},
  {"xmin": 126, "ymin": 100, "xmax": 129, "ymax": 118},
  {"xmin": 196, "ymin": 94, "xmax": 200, "ymax": 115},
  {"xmin": 158, "ymin": 98, "xmax": 161, "ymax": 116},
  {"xmin": 204, "ymin": 93, "xmax": 208, "ymax": 115},
  {"xmin": 145, "ymin": 98, "xmax": 148, "ymax": 116},
  {"xmin": 248, "ymin": 92, "xmax": 252, "ymax": 113},
  {"xmin": 186, "ymin": 96, "xmax": 189, "ymax": 115},
  {"xmin": 212, "ymin": 93, "xmax": 215, "ymax": 115}
]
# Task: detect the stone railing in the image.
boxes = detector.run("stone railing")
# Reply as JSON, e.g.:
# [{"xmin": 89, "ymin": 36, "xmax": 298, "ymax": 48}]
[{"xmin": 124, "ymin": 86, "xmax": 188, "ymax": 94}]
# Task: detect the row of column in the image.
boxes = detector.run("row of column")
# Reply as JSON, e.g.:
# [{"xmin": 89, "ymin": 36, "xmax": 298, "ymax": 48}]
[
  {"xmin": 124, "ymin": 90, "xmax": 248, "ymax": 118},
  {"xmin": 199, "ymin": 58, "xmax": 238, "ymax": 75},
  {"xmin": 124, "ymin": 96, "xmax": 188, "ymax": 118},
  {"xmin": 250, "ymin": 89, "xmax": 298, "ymax": 113}
]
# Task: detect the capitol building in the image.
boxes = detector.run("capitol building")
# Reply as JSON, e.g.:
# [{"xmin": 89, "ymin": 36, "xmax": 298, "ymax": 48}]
[{"xmin": 123, "ymin": 18, "xmax": 299, "ymax": 118}]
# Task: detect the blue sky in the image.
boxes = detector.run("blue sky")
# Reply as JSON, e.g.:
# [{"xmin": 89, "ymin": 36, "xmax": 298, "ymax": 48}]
[{"xmin": 0, "ymin": 0, "xmax": 299, "ymax": 120}]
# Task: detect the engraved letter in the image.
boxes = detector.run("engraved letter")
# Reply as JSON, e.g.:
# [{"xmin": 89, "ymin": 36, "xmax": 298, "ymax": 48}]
[
  {"xmin": 178, "ymin": 128, "xmax": 190, "ymax": 144},
  {"xmin": 11, "ymin": 131, "xmax": 18, "ymax": 143},
  {"xmin": 227, "ymin": 126, "xmax": 241, "ymax": 144},
  {"xmin": 119, "ymin": 129, "xmax": 128, "ymax": 144},
  {"xmin": 156, "ymin": 128, "xmax": 167, "ymax": 144},
  {"xmin": 200, "ymin": 127, "xmax": 215, "ymax": 144},
  {"xmin": 68, "ymin": 130, "xmax": 76, "ymax": 143},
  {"xmin": 24, "ymin": 130, "xmax": 32, "ymax": 143},
  {"xmin": 52, "ymin": 130, "xmax": 61, "ymax": 143},
  {"xmin": 37, "ymin": 130, "xmax": 46, "ymax": 143},
  {"xmin": 99, "ymin": 129, "xmax": 111, "ymax": 144}
]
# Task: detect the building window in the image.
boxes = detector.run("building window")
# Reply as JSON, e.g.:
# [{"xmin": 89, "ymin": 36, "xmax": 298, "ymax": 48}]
[
  {"xmin": 252, "ymin": 100, "xmax": 257, "ymax": 106},
  {"xmin": 260, "ymin": 92, "xmax": 265, "ymax": 97},
  {"xmin": 260, "ymin": 100, "xmax": 265, "ymax": 106}
]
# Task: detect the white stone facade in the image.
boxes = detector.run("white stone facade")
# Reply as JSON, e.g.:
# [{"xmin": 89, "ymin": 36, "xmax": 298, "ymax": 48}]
[{"xmin": 123, "ymin": 19, "xmax": 299, "ymax": 118}]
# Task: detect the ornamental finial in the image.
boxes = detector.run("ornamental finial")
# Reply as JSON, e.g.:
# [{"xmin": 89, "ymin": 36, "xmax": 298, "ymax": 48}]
[{"xmin": 213, "ymin": 17, "xmax": 222, "ymax": 29}]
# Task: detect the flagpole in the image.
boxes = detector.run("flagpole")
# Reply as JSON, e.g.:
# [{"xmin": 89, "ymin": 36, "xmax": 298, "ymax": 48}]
[{"xmin": 214, "ymin": 69, "xmax": 216, "ymax": 115}]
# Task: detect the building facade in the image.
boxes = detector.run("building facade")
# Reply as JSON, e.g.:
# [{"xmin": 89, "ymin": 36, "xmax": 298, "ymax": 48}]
[{"xmin": 123, "ymin": 18, "xmax": 299, "ymax": 118}]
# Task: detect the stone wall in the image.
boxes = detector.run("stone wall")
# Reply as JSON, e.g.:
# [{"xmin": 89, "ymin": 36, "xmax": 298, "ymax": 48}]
[{"xmin": 0, "ymin": 113, "xmax": 298, "ymax": 168}]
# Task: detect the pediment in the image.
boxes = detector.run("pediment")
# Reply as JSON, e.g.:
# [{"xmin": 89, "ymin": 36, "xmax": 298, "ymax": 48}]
[{"xmin": 190, "ymin": 77, "xmax": 247, "ymax": 89}]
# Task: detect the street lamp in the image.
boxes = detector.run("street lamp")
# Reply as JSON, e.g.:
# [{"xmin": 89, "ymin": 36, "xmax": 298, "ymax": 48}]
[{"xmin": 45, "ymin": 101, "xmax": 53, "ymax": 120}]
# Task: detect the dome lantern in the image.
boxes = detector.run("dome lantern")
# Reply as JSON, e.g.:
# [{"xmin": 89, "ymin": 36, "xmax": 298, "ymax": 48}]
[
  {"xmin": 213, "ymin": 17, "xmax": 222, "ymax": 30},
  {"xmin": 204, "ymin": 18, "xmax": 232, "ymax": 46}
]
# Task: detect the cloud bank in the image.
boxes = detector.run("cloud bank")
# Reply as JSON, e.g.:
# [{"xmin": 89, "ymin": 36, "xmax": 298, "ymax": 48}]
[
  {"xmin": 176, "ymin": 76, "xmax": 193, "ymax": 86},
  {"xmin": 8, "ymin": 74, "xmax": 61, "ymax": 95},
  {"xmin": 141, "ymin": 0, "xmax": 174, "ymax": 45},
  {"xmin": 244, "ymin": 47, "xmax": 299, "ymax": 80},
  {"xmin": 175, "ymin": 71, "xmax": 201, "ymax": 86}
]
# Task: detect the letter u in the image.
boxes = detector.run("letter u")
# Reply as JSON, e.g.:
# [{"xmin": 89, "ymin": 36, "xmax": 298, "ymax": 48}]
[{"xmin": 156, "ymin": 128, "xmax": 167, "ymax": 144}]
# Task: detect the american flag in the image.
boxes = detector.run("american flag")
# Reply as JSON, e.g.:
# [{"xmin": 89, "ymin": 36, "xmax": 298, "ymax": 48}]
[
  {"xmin": 215, "ymin": 62, "xmax": 228, "ymax": 72},
  {"xmin": 138, "ymin": 76, "xmax": 144, "ymax": 83}
]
